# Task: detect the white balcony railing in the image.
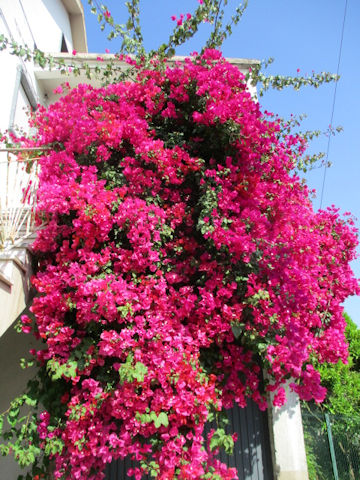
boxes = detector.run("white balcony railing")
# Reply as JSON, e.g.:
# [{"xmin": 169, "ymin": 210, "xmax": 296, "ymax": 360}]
[{"xmin": 0, "ymin": 148, "xmax": 42, "ymax": 250}]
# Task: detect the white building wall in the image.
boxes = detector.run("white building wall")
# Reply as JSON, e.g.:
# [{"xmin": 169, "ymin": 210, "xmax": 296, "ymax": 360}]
[
  {"xmin": 0, "ymin": 0, "xmax": 74, "ymax": 53},
  {"xmin": 268, "ymin": 384, "xmax": 309, "ymax": 480},
  {"xmin": 20, "ymin": 0, "xmax": 74, "ymax": 53}
]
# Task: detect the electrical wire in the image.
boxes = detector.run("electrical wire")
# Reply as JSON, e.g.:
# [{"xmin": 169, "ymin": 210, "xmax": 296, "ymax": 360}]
[{"xmin": 319, "ymin": 0, "xmax": 348, "ymax": 209}]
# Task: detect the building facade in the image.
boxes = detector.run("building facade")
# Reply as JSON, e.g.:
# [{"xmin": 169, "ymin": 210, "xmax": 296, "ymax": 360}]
[{"xmin": 0, "ymin": 1, "xmax": 87, "ymax": 477}]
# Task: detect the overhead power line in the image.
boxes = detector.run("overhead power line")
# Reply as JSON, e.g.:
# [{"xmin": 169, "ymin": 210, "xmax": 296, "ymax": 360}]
[{"xmin": 319, "ymin": 0, "xmax": 348, "ymax": 209}]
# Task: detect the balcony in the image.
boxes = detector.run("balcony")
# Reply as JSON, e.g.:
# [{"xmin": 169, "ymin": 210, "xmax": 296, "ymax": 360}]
[
  {"xmin": 0, "ymin": 148, "xmax": 40, "ymax": 251},
  {"xmin": 0, "ymin": 148, "xmax": 42, "ymax": 337}
]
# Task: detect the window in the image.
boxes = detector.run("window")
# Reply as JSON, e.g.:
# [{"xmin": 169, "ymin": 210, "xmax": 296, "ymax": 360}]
[
  {"xmin": 61, "ymin": 33, "xmax": 68, "ymax": 53},
  {"xmin": 9, "ymin": 67, "xmax": 38, "ymax": 134}
]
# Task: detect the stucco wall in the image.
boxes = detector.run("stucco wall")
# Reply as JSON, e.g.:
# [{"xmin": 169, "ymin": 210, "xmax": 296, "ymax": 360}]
[
  {"xmin": 0, "ymin": 247, "xmax": 33, "ymax": 336},
  {"xmin": 268, "ymin": 384, "xmax": 309, "ymax": 480},
  {"xmin": 0, "ymin": 0, "xmax": 74, "ymax": 53}
]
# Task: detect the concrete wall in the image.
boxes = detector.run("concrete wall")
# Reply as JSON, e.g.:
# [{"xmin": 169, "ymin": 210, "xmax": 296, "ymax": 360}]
[
  {"xmin": 268, "ymin": 383, "xmax": 309, "ymax": 480},
  {"xmin": 0, "ymin": 246, "xmax": 33, "ymax": 337}
]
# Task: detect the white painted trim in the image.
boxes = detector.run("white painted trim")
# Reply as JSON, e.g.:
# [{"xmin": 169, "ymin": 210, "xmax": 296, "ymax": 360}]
[{"xmin": 0, "ymin": 271, "xmax": 12, "ymax": 288}]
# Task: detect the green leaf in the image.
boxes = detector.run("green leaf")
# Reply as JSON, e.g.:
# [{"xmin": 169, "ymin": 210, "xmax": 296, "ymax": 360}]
[
  {"xmin": 47, "ymin": 359, "xmax": 78, "ymax": 380},
  {"xmin": 231, "ymin": 323, "xmax": 244, "ymax": 339},
  {"xmin": 157, "ymin": 412, "xmax": 169, "ymax": 427},
  {"xmin": 210, "ymin": 428, "xmax": 225, "ymax": 451},
  {"xmin": 7, "ymin": 406, "xmax": 20, "ymax": 427},
  {"xmin": 133, "ymin": 362, "xmax": 148, "ymax": 382},
  {"xmin": 209, "ymin": 427, "xmax": 234, "ymax": 454},
  {"xmin": 0, "ymin": 444, "xmax": 10, "ymax": 456}
]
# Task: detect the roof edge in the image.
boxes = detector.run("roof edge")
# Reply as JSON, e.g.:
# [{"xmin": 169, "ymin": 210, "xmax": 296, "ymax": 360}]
[
  {"xmin": 61, "ymin": 0, "xmax": 88, "ymax": 53},
  {"xmin": 45, "ymin": 52, "xmax": 260, "ymax": 66},
  {"xmin": 61, "ymin": 0, "xmax": 83, "ymax": 15}
]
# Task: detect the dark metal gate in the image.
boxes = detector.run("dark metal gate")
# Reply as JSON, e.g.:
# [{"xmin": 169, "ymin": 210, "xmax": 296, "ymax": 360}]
[{"xmin": 105, "ymin": 400, "xmax": 273, "ymax": 480}]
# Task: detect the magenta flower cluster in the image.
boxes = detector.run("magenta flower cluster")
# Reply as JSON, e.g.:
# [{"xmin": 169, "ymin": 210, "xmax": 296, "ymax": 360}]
[{"xmin": 21, "ymin": 50, "xmax": 358, "ymax": 479}]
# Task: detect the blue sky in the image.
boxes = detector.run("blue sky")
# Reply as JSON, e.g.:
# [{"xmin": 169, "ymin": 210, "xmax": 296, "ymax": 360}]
[{"xmin": 83, "ymin": 0, "xmax": 360, "ymax": 325}]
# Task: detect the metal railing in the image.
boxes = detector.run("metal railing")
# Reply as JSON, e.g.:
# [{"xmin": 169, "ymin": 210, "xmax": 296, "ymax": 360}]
[{"xmin": 0, "ymin": 148, "xmax": 42, "ymax": 250}]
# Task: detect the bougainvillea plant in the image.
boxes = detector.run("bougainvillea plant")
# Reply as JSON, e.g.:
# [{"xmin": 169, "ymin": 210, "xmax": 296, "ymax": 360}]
[{"xmin": 0, "ymin": 50, "xmax": 358, "ymax": 479}]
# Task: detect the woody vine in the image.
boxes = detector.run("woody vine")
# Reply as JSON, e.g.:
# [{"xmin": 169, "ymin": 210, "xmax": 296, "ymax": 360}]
[{"xmin": 0, "ymin": 2, "xmax": 358, "ymax": 480}]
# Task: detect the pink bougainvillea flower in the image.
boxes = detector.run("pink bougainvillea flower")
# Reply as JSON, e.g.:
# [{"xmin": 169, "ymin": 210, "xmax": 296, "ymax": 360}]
[
  {"xmin": 53, "ymin": 85, "xmax": 63, "ymax": 94},
  {"xmin": 17, "ymin": 49, "xmax": 358, "ymax": 480}
]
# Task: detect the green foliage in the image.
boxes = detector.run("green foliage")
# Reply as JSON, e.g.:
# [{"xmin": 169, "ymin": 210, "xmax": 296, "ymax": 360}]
[
  {"xmin": 209, "ymin": 428, "xmax": 234, "ymax": 455},
  {"xmin": 346, "ymin": 314, "xmax": 360, "ymax": 371},
  {"xmin": 0, "ymin": 33, "xmax": 106, "ymax": 82},
  {"xmin": 316, "ymin": 314, "xmax": 360, "ymax": 416},
  {"xmin": 140, "ymin": 459, "xmax": 160, "ymax": 478},
  {"xmin": 0, "ymin": 394, "xmax": 41, "ymax": 469},
  {"xmin": 118, "ymin": 354, "xmax": 148, "ymax": 384},
  {"xmin": 273, "ymin": 112, "xmax": 343, "ymax": 173},
  {"xmin": 0, "ymin": 355, "xmax": 70, "ymax": 477},
  {"xmin": 136, "ymin": 411, "xmax": 169, "ymax": 428},
  {"xmin": 46, "ymin": 359, "xmax": 78, "ymax": 381},
  {"xmin": 249, "ymin": 65, "xmax": 340, "ymax": 97},
  {"xmin": 303, "ymin": 315, "xmax": 360, "ymax": 479}
]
